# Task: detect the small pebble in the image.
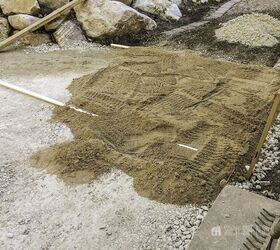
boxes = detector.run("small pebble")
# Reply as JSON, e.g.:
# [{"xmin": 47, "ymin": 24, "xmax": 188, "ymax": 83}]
[{"xmin": 7, "ymin": 233, "xmax": 13, "ymax": 238}]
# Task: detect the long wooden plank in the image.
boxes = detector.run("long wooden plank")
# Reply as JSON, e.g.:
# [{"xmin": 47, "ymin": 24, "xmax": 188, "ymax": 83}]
[
  {"xmin": 0, "ymin": 80, "xmax": 98, "ymax": 117},
  {"xmin": 0, "ymin": 0, "xmax": 83, "ymax": 51},
  {"xmin": 246, "ymin": 90, "xmax": 280, "ymax": 178}
]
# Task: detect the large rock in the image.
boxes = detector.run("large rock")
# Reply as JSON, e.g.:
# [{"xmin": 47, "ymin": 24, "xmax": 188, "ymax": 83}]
[
  {"xmin": 74, "ymin": 0, "xmax": 157, "ymax": 39},
  {"xmin": 0, "ymin": 17, "xmax": 10, "ymax": 42},
  {"xmin": 44, "ymin": 15, "xmax": 67, "ymax": 31},
  {"xmin": 14, "ymin": 31, "xmax": 51, "ymax": 46},
  {"xmin": 0, "ymin": 0, "xmax": 40, "ymax": 15},
  {"xmin": 134, "ymin": 0, "xmax": 182, "ymax": 20},
  {"xmin": 38, "ymin": 0, "xmax": 69, "ymax": 10},
  {"xmin": 53, "ymin": 20, "xmax": 87, "ymax": 47},
  {"xmin": 114, "ymin": 0, "xmax": 132, "ymax": 5},
  {"xmin": 8, "ymin": 14, "xmax": 40, "ymax": 30}
]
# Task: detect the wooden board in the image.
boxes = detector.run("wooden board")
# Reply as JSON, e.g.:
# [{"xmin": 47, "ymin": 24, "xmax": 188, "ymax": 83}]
[
  {"xmin": 0, "ymin": 0, "xmax": 83, "ymax": 51},
  {"xmin": 246, "ymin": 90, "xmax": 280, "ymax": 178}
]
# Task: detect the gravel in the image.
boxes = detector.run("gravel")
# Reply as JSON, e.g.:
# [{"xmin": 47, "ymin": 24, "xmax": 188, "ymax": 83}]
[
  {"xmin": 0, "ymin": 48, "xmax": 210, "ymax": 249},
  {"xmin": 22, "ymin": 41, "xmax": 104, "ymax": 54},
  {"xmin": 215, "ymin": 13, "xmax": 280, "ymax": 47},
  {"xmin": 234, "ymin": 113, "xmax": 280, "ymax": 201}
]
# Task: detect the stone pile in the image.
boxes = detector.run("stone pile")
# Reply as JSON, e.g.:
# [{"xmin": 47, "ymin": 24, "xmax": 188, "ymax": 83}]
[
  {"xmin": 0, "ymin": 0, "xmax": 187, "ymax": 48},
  {"xmin": 215, "ymin": 13, "xmax": 280, "ymax": 47}
]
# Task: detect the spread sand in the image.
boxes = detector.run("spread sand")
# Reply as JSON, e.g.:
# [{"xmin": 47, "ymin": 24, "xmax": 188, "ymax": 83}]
[
  {"xmin": 32, "ymin": 47, "xmax": 280, "ymax": 205},
  {"xmin": 215, "ymin": 13, "xmax": 280, "ymax": 47}
]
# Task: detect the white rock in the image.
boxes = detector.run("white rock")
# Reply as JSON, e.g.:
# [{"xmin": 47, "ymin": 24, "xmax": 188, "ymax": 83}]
[
  {"xmin": 114, "ymin": 0, "xmax": 132, "ymax": 5},
  {"xmin": 185, "ymin": 234, "xmax": 192, "ymax": 239},
  {"xmin": 75, "ymin": 0, "xmax": 157, "ymax": 39},
  {"xmin": 7, "ymin": 233, "xmax": 14, "ymax": 238},
  {"xmin": 197, "ymin": 214, "xmax": 204, "ymax": 220},
  {"xmin": 0, "ymin": 0, "xmax": 40, "ymax": 15},
  {"xmin": 8, "ymin": 14, "xmax": 40, "ymax": 30},
  {"xmin": 165, "ymin": 3, "xmax": 182, "ymax": 21},
  {"xmin": 134, "ymin": 0, "xmax": 182, "ymax": 20}
]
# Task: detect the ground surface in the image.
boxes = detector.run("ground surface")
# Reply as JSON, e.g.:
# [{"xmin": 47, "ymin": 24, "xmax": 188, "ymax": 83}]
[
  {"xmin": 33, "ymin": 47, "xmax": 280, "ymax": 205},
  {"xmin": 0, "ymin": 48, "xmax": 206, "ymax": 250},
  {"xmin": 160, "ymin": 0, "xmax": 280, "ymax": 67},
  {"xmin": 1, "ymin": 0, "xmax": 280, "ymax": 249}
]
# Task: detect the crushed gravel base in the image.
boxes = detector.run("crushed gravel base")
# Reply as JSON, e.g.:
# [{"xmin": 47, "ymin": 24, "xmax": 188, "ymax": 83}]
[
  {"xmin": 215, "ymin": 13, "xmax": 280, "ymax": 47},
  {"xmin": 0, "ymin": 49, "xmax": 209, "ymax": 249},
  {"xmin": 22, "ymin": 41, "xmax": 104, "ymax": 54},
  {"xmin": 234, "ymin": 114, "xmax": 280, "ymax": 201}
]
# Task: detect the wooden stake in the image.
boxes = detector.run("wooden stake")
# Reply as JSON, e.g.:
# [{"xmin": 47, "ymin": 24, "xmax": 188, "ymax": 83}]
[
  {"xmin": 111, "ymin": 44, "xmax": 130, "ymax": 49},
  {"xmin": 0, "ymin": 0, "xmax": 83, "ymax": 51},
  {"xmin": 246, "ymin": 90, "xmax": 280, "ymax": 178},
  {"xmin": 0, "ymin": 80, "xmax": 98, "ymax": 117}
]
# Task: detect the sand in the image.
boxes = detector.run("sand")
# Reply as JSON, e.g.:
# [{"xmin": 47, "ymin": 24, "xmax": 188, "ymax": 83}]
[{"xmin": 32, "ymin": 47, "xmax": 280, "ymax": 205}]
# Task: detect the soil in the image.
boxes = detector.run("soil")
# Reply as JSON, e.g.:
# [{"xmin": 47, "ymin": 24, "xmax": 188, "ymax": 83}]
[
  {"xmin": 32, "ymin": 47, "xmax": 280, "ymax": 205},
  {"xmin": 163, "ymin": 11, "xmax": 280, "ymax": 67}
]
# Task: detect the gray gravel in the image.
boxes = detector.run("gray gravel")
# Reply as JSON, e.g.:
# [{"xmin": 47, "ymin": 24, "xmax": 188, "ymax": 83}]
[
  {"xmin": 235, "ymin": 113, "xmax": 280, "ymax": 200},
  {"xmin": 0, "ymin": 48, "xmax": 208, "ymax": 250},
  {"xmin": 215, "ymin": 13, "xmax": 280, "ymax": 47}
]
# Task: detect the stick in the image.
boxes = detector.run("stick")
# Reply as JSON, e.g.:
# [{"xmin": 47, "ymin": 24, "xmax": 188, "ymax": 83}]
[
  {"xmin": 177, "ymin": 143, "xmax": 198, "ymax": 151},
  {"xmin": 0, "ymin": 80, "xmax": 98, "ymax": 117},
  {"xmin": 111, "ymin": 44, "xmax": 130, "ymax": 49},
  {"xmin": 0, "ymin": 0, "xmax": 83, "ymax": 51},
  {"xmin": 246, "ymin": 90, "xmax": 280, "ymax": 178}
]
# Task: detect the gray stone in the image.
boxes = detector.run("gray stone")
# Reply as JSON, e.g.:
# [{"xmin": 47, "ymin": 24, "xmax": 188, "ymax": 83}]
[
  {"xmin": 8, "ymin": 14, "xmax": 40, "ymax": 30},
  {"xmin": 38, "ymin": 0, "xmax": 69, "ymax": 10},
  {"xmin": 45, "ymin": 15, "xmax": 67, "ymax": 31},
  {"xmin": 53, "ymin": 20, "xmax": 87, "ymax": 47}
]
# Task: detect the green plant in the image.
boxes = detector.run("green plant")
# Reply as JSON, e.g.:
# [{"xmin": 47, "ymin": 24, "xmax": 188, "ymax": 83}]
[{"xmin": 153, "ymin": 6, "xmax": 167, "ymax": 19}]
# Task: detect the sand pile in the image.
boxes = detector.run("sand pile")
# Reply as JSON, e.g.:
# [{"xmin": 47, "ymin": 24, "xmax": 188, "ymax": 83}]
[
  {"xmin": 215, "ymin": 13, "xmax": 280, "ymax": 47},
  {"xmin": 32, "ymin": 47, "xmax": 280, "ymax": 205}
]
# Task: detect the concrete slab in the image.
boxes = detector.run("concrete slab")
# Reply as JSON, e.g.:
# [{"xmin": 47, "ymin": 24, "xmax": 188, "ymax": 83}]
[{"xmin": 188, "ymin": 185, "xmax": 280, "ymax": 250}]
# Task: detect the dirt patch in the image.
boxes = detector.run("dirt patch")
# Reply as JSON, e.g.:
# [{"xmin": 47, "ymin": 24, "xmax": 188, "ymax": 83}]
[
  {"xmin": 32, "ymin": 47, "xmax": 280, "ymax": 205},
  {"xmin": 165, "ymin": 12, "xmax": 280, "ymax": 66}
]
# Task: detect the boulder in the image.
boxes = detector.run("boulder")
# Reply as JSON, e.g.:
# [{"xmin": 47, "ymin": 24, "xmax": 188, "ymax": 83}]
[
  {"xmin": 114, "ymin": 0, "xmax": 132, "ymax": 5},
  {"xmin": 134, "ymin": 0, "xmax": 182, "ymax": 20},
  {"xmin": 8, "ymin": 14, "xmax": 40, "ymax": 30},
  {"xmin": 0, "ymin": 0, "xmax": 40, "ymax": 15},
  {"xmin": 74, "ymin": 0, "xmax": 156, "ymax": 39},
  {"xmin": 38, "ymin": 0, "xmax": 69, "ymax": 10},
  {"xmin": 45, "ymin": 15, "xmax": 67, "ymax": 31},
  {"xmin": 0, "ymin": 17, "xmax": 10, "ymax": 42},
  {"xmin": 14, "ymin": 31, "xmax": 51, "ymax": 46},
  {"xmin": 53, "ymin": 20, "xmax": 87, "ymax": 47}
]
